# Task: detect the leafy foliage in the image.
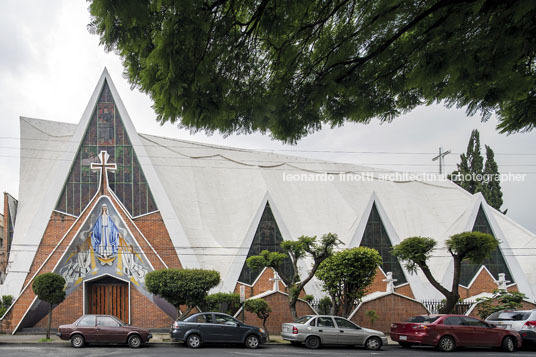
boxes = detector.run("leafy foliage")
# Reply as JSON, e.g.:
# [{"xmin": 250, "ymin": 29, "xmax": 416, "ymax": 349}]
[
  {"xmin": 391, "ymin": 237, "xmax": 436, "ymax": 273},
  {"xmin": 393, "ymin": 232, "xmax": 498, "ymax": 314},
  {"xmin": 446, "ymin": 232, "xmax": 499, "ymax": 263},
  {"xmin": 32, "ymin": 273, "xmax": 66, "ymax": 339},
  {"xmin": 316, "ymin": 247, "xmax": 382, "ymax": 317},
  {"xmin": 246, "ymin": 233, "xmax": 342, "ymax": 319},
  {"xmin": 303, "ymin": 295, "xmax": 315, "ymax": 304},
  {"xmin": 145, "ymin": 268, "xmax": 220, "ymax": 317},
  {"xmin": 476, "ymin": 290, "xmax": 528, "ymax": 319},
  {"xmin": 88, "ymin": 0, "xmax": 536, "ymax": 143},
  {"xmin": 32, "ymin": 273, "xmax": 66, "ymax": 306},
  {"xmin": 244, "ymin": 298, "xmax": 272, "ymax": 340},
  {"xmin": 317, "ymin": 296, "xmax": 333, "ymax": 315},
  {"xmin": 201, "ymin": 292, "xmax": 241, "ymax": 315},
  {"xmin": 0, "ymin": 295, "xmax": 14, "ymax": 317},
  {"xmin": 365, "ymin": 310, "xmax": 379, "ymax": 327},
  {"xmin": 450, "ymin": 129, "xmax": 504, "ymax": 210}
]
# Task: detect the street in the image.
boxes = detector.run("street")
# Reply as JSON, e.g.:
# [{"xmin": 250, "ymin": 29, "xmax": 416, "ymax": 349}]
[{"xmin": 0, "ymin": 344, "xmax": 535, "ymax": 357}]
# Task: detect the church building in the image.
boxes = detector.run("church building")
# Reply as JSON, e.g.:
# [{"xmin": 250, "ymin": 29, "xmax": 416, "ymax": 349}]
[{"xmin": 1, "ymin": 69, "xmax": 535, "ymax": 333}]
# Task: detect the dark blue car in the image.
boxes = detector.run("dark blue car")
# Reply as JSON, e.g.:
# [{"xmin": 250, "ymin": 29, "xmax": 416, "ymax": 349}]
[{"xmin": 170, "ymin": 312, "xmax": 267, "ymax": 349}]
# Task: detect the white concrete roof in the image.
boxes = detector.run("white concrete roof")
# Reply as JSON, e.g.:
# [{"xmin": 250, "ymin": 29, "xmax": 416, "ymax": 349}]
[{"xmin": 2, "ymin": 69, "xmax": 536, "ymax": 303}]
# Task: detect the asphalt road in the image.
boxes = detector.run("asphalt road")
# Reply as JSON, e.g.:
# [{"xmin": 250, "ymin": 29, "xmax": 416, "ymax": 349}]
[{"xmin": 1, "ymin": 344, "xmax": 535, "ymax": 357}]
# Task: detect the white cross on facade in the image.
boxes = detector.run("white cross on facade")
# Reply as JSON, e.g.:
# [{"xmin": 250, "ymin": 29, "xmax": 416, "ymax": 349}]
[
  {"xmin": 382, "ymin": 271, "xmax": 397, "ymax": 293},
  {"xmin": 269, "ymin": 270, "xmax": 282, "ymax": 292},
  {"xmin": 91, "ymin": 151, "xmax": 117, "ymax": 192},
  {"xmin": 496, "ymin": 273, "xmax": 510, "ymax": 291}
]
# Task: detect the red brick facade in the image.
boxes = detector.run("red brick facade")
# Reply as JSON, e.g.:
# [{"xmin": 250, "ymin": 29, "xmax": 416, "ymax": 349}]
[
  {"xmin": 1, "ymin": 180, "xmax": 179, "ymax": 333},
  {"xmin": 460, "ymin": 267, "xmax": 498, "ymax": 299},
  {"xmin": 239, "ymin": 291, "xmax": 315, "ymax": 335},
  {"xmin": 350, "ymin": 294, "xmax": 429, "ymax": 333}
]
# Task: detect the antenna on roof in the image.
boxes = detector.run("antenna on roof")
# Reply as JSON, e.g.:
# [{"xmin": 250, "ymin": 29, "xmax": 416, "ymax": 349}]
[{"xmin": 432, "ymin": 146, "xmax": 451, "ymax": 175}]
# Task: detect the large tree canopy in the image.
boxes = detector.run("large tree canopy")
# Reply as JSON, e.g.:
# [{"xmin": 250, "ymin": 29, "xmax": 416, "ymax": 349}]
[{"xmin": 88, "ymin": 0, "xmax": 536, "ymax": 143}]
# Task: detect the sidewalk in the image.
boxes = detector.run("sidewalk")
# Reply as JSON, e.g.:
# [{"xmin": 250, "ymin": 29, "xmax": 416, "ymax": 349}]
[{"xmin": 0, "ymin": 333, "xmax": 396, "ymax": 345}]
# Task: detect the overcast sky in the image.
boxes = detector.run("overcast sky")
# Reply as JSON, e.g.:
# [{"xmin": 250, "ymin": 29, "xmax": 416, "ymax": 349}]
[{"xmin": 1, "ymin": 0, "xmax": 535, "ymax": 234}]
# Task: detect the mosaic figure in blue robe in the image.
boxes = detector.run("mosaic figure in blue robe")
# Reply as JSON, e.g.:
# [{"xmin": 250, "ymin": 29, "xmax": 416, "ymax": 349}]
[{"xmin": 91, "ymin": 204, "xmax": 119, "ymax": 265}]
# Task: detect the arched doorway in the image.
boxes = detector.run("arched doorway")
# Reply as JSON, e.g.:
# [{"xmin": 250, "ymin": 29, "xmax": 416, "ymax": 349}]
[{"xmin": 84, "ymin": 275, "xmax": 130, "ymax": 323}]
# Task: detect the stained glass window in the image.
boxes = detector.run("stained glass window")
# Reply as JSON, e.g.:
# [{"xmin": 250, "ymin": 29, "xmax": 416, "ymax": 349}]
[
  {"xmin": 360, "ymin": 203, "xmax": 407, "ymax": 284},
  {"xmin": 459, "ymin": 205, "xmax": 513, "ymax": 286},
  {"xmin": 238, "ymin": 203, "xmax": 294, "ymax": 285},
  {"xmin": 56, "ymin": 81, "xmax": 158, "ymax": 217}
]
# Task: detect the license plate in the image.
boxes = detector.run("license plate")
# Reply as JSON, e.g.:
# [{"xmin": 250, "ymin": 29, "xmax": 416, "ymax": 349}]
[{"xmin": 400, "ymin": 336, "xmax": 407, "ymax": 340}]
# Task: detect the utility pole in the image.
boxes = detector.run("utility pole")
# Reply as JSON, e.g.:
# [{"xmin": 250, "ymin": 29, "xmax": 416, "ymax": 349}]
[{"xmin": 432, "ymin": 147, "xmax": 451, "ymax": 175}]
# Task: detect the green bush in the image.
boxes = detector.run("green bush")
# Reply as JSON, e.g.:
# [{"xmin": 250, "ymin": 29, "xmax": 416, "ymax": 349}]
[{"xmin": 318, "ymin": 296, "xmax": 332, "ymax": 315}]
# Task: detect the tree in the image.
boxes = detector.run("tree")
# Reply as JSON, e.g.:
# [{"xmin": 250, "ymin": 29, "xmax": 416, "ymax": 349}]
[
  {"xmin": 32, "ymin": 273, "xmax": 66, "ymax": 339},
  {"xmin": 0, "ymin": 295, "xmax": 14, "ymax": 318},
  {"xmin": 475, "ymin": 290, "xmax": 527, "ymax": 320},
  {"xmin": 365, "ymin": 310, "xmax": 379, "ymax": 327},
  {"xmin": 315, "ymin": 247, "xmax": 382, "ymax": 317},
  {"xmin": 88, "ymin": 0, "xmax": 536, "ymax": 143},
  {"xmin": 244, "ymin": 299, "xmax": 271, "ymax": 341},
  {"xmin": 247, "ymin": 233, "xmax": 342, "ymax": 319},
  {"xmin": 450, "ymin": 129, "xmax": 504, "ymax": 210},
  {"xmin": 317, "ymin": 296, "xmax": 333, "ymax": 315},
  {"xmin": 392, "ymin": 232, "xmax": 498, "ymax": 314},
  {"xmin": 483, "ymin": 145, "xmax": 504, "ymax": 210},
  {"xmin": 201, "ymin": 292, "xmax": 241, "ymax": 315},
  {"xmin": 145, "ymin": 268, "xmax": 220, "ymax": 318}
]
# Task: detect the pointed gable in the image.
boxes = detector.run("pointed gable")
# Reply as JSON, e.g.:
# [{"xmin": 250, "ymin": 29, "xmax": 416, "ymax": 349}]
[
  {"xmin": 360, "ymin": 203, "xmax": 407, "ymax": 284},
  {"xmin": 55, "ymin": 81, "xmax": 158, "ymax": 217},
  {"xmin": 237, "ymin": 202, "xmax": 294, "ymax": 285},
  {"xmin": 459, "ymin": 204, "xmax": 513, "ymax": 286}
]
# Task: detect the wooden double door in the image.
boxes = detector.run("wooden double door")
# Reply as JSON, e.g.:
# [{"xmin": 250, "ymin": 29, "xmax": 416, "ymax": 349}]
[{"xmin": 87, "ymin": 281, "xmax": 129, "ymax": 323}]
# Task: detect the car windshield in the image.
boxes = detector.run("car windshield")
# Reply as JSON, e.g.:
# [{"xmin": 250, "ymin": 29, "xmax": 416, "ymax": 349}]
[
  {"xmin": 487, "ymin": 311, "xmax": 531, "ymax": 321},
  {"xmin": 406, "ymin": 316, "xmax": 440, "ymax": 323},
  {"xmin": 294, "ymin": 315, "xmax": 314, "ymax": 324}
]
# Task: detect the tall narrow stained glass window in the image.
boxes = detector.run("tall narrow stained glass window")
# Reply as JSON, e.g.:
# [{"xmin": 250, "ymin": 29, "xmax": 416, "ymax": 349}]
[
  {"xmin": 55, "ymin": 81, "xmax": 158, "ymax": 217},
  {"xmin": 238, "ymin": 203, "xmax": 294, "ymax": 285},
  {"xmin": 360, "ymin": 203, "xmax": 407, "ymax": 284},
  {"xmin": 459, "ymin": 205, "xmax": 513, "ymax": 286}
]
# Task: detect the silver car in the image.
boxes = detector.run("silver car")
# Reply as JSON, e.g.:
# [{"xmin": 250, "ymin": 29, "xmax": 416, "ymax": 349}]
[
  {"xmin": 485, "ymin": 310, "xmax": 536, "ymax": 346},
  {"xmin": 281, "ymin": 315, "xmax": 387, "ymax": 350}
]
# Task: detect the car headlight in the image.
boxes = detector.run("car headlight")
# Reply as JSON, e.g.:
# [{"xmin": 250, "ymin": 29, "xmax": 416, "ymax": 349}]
[{"xmin": 259, "ymin": 328, "xmax": 266, "ymax": 334}]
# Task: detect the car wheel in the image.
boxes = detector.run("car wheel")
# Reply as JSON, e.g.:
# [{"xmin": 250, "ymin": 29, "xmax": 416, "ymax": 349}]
[
  {"xmin": 438, "ymin": 335, "xmax": 455, "ymax": 352},
  {"xmin": 186, "ymin": 334, "xmax": 201, "ymax": 348},
  {"xmin": 399, "ymin": 342, "xmax": 413, "ymax": 348},
  {"xmin": 502, "ymin": 336, "xmax": 516, "ymax": 352},
  {"xmin": 70, "ymin": 334, "xmax": 85, "ymax": 348},
  {"xmin": 245, "ymin": 334, "xmax": 260, "ymax": 349},
  {"xmin": 365, "ymin": 336, "xmax": 382, "ymax": 350},
  {"xmin": 305, "ymin": 336, "xmax": 321, "ymax": 349},
  {"xmin": 128, "ymin": 334, "xmax": 142, "ymax": 349},
  {"xmin": 290, "ymin": 341, "xmax": 302, "ymax": 346}
]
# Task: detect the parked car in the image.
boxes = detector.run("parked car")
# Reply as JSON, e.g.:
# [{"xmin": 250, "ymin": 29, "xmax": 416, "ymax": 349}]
[
  {"xmin": 57, "ymin": 314, "xmax": 152, "ymax": 348},
  {"xmin": 485, "ymin": 309, "xmax": 536, "ymax": 346},
  {"xmin": 390, "ymin": 314, "xmax": 521, "ymax": 352},
  {"xmin": 170, "ymin": 312, "xmax": 267, "ymax": 349},
  {"xmin": 281, "ymin": 315, "xmax": 387, "ymax": 350}
]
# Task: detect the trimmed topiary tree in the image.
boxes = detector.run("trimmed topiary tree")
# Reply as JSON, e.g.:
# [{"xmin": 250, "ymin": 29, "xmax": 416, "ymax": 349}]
[
  {"xmin": 32, "ymin": 273, "xmax": 66, "ymax": 339},
  {"xmin": 244, "ymin": 298, "xmax": 271, "ymax": 341},
  {"xmin": 145, "ymin": 268, "xmax": 220, "ymax": 318},
  {"xmin": 202, "ymin": 292, "xmax": 241, "ymax": 315}
]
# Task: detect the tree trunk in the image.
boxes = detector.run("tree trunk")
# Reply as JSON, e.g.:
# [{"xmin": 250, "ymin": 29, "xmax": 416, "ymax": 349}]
[
  {"xmin": 47, "ymin": 303, "xmax": 52, "ymax": 340},
  {"xmin": 288, "ymin": 294, "xmax": 298, "ymax": 320},
  {"xmin": 263, "ymin": 317, "xmax": 270, "ymax": 342},
  {"xmin": 439, "ymin": 292, "xmax": 460, "ymax": 314}
]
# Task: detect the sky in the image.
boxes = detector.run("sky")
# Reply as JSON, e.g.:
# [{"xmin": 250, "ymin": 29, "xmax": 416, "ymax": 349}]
[{"xmin": 1, "ymin": 0, "xmax": 535, "ymax": 234}]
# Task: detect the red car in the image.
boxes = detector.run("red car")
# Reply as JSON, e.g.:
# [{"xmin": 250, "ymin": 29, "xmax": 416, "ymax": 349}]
[
  {"xmin": 390, "ymin": 314, "xmax": 521, "ymax": 352},
  {"xmin": 57, "ymin": 315, "xmax": 152, "ymax": 348}
]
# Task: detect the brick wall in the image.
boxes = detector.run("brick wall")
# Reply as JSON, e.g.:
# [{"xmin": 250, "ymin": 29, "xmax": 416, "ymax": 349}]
[
  {"xmin": 239, "ymin": 292, "xmax": 315, "ymax": 335},
  {"xmin": 460, "ymin": 268, "xmax": 498, "ymax": 299},
  {"xmin": 3, "ymin": 187, "xmax": 180, "ymax": 333},
  {"xmin": 350, "ymin": 294, "xmax": 428, "ymax": 333}
]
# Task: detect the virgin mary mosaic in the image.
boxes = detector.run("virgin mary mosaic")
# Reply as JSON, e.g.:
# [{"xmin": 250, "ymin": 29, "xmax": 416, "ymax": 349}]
[{"xmin": 57, "ymin": 197, "xmax": 152, "ymax": 295}]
